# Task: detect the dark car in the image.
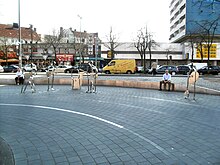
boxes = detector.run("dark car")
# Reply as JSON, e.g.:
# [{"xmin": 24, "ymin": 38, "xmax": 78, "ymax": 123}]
[
  {"xmin": 3, "ymin": 65, "xmax": 19, "ymax": 72},
  {"xmin": 216, "ymin": 66, "xmax": 220, "ymax": 73},
  {"xmin": 197, "ymin": 66, "xmax": 219, "ymax": 75},
  {"xmin": 64, "ymin": 63, "xmax": 92, "ymax": 73},
  {"xmin": 177, "ymin": 65, "xmax": 190, "ymax": 75},
  {"xmin": 64, "ymin": 66, "xmax": 83, "ymax": 73},
  {"xmin": 156, "ymin": 65, "xmax": 178, "ymax": 75}
]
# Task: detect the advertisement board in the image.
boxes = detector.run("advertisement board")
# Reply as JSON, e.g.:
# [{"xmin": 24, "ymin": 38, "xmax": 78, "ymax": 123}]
[{"xmin": 196, "ymin": 44, "xmax": 217, "ymax": 58}]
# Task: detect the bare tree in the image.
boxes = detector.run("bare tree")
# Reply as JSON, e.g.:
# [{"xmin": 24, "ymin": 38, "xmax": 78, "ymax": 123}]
[
  {"xmin": 196, "ymin": 18, "xmax": 219, "ymax": 66},
  {"xmin": 186, "ymin": 0, "xmax": 220, "ymax": 64},
  {"xmin": 194, "ymin": 0, "xmax": 220, "ymax": 13},
  {"xmin": 43, "ymin": 28, "xmax": 65, "ymax": 65},
  {"xmin": 134, "ymin": 26, "xmax": 153, "ymax": 73},
  {"xmin": 104, "ymin": 27, "xmax": 122, "ymax": 59},
  {"xmin": 134, "ymin": 31, "xmax": 144, "ymax": 66},
  {"xmin": 185, "ymin": 30, "xmax": 204, "ymax": 62}
]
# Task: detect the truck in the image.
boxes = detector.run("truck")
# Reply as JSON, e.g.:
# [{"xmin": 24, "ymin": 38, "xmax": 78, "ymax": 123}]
[{"xmin": 103, "ymin": 59, "xmax": 136, "ymax": 74}]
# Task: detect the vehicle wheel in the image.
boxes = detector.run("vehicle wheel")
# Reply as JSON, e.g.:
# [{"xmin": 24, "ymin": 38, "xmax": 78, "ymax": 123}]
[
  {"xmin": 126, "ymin": 70, "xmax": 132, "ymax": 74},
  {"xmin": 171, "ymin": 72, "xmax": 176, "ymax": 75},
  {"xmin": 105, "ymin": 70, "xmax": 111, "ymax": 74}
]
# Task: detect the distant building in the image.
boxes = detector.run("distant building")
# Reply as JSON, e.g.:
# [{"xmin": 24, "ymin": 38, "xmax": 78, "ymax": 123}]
[
  {"xmin": 169, "ymin": 0, "xmax": 220, "ymax": 43},
  {"xmin": 61, "ymin": 28, "xmax": 102, "ymax": 64},
  {"xmin": 101, "ymin": 42, "xmax": 185, "ymax": 66},
  {"xmin": 169, "ymin": 0, "xmax": 220, "ymax": 65},
  {"xmin": 0, "ymin": 24, "xmax": 41, "ymax": 65}
]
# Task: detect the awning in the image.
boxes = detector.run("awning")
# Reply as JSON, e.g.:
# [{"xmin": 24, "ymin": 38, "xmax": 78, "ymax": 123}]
[{"xmin": 0, "ymin": 59, "xmax": 19, "ymax": 63}]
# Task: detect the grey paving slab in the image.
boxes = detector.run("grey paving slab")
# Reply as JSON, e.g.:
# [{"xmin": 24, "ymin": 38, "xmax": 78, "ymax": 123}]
[{"xmin": 0, "ymin": 85, "xmax": 220, "ymax": 165}]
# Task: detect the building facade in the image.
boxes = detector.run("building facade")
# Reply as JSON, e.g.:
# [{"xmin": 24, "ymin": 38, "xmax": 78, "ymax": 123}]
[
  {"xmin": 169, "ymin": 0, "xmax": 220, "ymax": 65},
  {"xmin": 101, "ymin": 42, "xmax": 186, "ymax": 67},
  {"xmin": 169, "ymin": 0, "xmax": 220, "ymax": 43},
  {"xmin": 0, "ymin": 24, "xmax": 102, "ymax": 67}
]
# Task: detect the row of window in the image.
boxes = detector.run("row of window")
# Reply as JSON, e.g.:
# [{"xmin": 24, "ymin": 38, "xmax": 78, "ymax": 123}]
[
  {"xmin": 170, "ymin": 25, "xmax": 185, "ymax": 40},
  {"xmin": 170, "ymin": 15, "xmax": 185, "ymax": 31},
  {"xmin": 170, "ymin": 0, "xmax": 184, "ymax": 14},
  {"xmin": 170, "ymin": 4, "xmax": 185, "ymax": 23}
]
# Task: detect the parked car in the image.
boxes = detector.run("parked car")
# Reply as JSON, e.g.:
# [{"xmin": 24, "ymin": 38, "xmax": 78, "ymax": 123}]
[
  {"xmin": 0, "ymin": 65, "xmax": 4, "ymax": 72},
  {"xmin": 155, "ymin": 65, "xmax": 178, "ymax": 75},
  {"xmin": 47, "ymin": 66, "xmax": 56, "ymax": 72},
  {"xmin": 148, "ymin": 65, "xmax": 161, "ymax": 74},
  {"xmin": 65, "ymin": 63, "xmax": 97, "ymax": 73},
  {"xmin": 23, "ymin": 63, "xmax": 37, "ymax": 72},
  {"xmin": 177, "ymin": 65, "xmax": 190, "ymax": 75},
  {"xmin": 216, "ymin": 66, "xmax": 220, "ymax": 73},
  {"xmin": 55, "ymin": 65, "xmax": 72, "ymax": 73},
  {"xmin": 64, "ymin": 66, "xmax": 83, "ymax": 73},
  {"xmin": 197, "ymin": 66, "xmax": 219, "ymax": 75},
  {"xmin": 3, "ymin": 65, "xmax": 19, "ymax": 72}
]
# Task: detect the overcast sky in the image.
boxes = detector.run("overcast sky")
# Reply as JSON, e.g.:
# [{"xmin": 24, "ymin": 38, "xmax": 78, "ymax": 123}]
[{"xmin": 0, "ymin": 0, "xmax": 170, "ymax": 42}]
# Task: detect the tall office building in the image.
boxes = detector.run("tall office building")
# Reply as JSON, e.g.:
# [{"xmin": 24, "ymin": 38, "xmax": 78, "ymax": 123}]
[{"xmin": 169, "ymin": 0, "xmax": 220, "ymax": 43}]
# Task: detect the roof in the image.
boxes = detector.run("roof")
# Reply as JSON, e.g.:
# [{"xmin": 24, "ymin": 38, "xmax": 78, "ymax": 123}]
[{"xmin": 0, "ymin": 24, "xmax": 41, "ymax": 42}]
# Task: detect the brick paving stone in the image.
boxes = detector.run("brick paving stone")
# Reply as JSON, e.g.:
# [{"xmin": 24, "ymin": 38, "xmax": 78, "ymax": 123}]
[{"xmin": 0, "ymin": 85, "xmax": 220, "ymax": 165}]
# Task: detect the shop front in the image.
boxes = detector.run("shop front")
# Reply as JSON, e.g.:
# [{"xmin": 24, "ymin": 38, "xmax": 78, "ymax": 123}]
[{"xmin": 56, "ymin": 54, "xmax": 74, "ymax": 65}]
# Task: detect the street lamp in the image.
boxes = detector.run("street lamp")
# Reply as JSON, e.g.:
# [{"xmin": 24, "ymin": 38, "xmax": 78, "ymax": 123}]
[
  {"xmin": 18, "ymin": 0, "xmax": 22, "ymax": 68},
  {"xmin": 77, "ymin": 14, "xmax": 82, "ymax": 64},
  {"xmin": 29, "ymin": 24, "xmax": 33, "ymax": 65}
]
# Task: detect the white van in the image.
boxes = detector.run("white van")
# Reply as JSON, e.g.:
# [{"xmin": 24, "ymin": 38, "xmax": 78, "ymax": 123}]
[{"xmin": 187, "ymin": 63, "xmax": 207, "ymax": 70}]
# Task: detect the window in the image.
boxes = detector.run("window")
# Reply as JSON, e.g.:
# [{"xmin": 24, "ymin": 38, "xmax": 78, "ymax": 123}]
[{"xmin": 109, "ymin": 61, "xmax": 115, "ymax": 66}]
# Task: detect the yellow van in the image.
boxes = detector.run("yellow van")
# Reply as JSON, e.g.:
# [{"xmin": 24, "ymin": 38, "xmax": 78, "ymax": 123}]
[{"xmin": 103, "ymin": 59, "xmax": 136, "ymax": 74}]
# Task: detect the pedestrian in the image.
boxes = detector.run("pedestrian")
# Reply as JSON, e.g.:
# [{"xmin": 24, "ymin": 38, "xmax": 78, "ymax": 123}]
[
  {"xmin": 15, "ymin": 68, "xmax": 24, "ymax": 85},
  {"xmin": 151, "ymin": 62, "xmax": 157, "ymax": 76},
  {"xmin": 159, "ymin": 70, "xmax": 171, "ymax": 91}
]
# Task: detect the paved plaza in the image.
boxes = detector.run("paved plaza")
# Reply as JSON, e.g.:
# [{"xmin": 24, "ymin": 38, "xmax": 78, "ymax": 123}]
[{"xmin": 0, "ymin": 85, "xmax": 220, "ymax": 165}]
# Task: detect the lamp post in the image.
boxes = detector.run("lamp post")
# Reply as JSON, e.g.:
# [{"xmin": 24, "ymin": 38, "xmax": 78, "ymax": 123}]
[
  {"xmin": 77, "ymin": 14, "xmax": 82, "ymax": 65},
  {"xmin": 18, "ymin": 0, "xmax": 22, "ymax": 68},
  {"xmin": 29, "ymin": 24, "xmax": 33, "ymax": 65}
]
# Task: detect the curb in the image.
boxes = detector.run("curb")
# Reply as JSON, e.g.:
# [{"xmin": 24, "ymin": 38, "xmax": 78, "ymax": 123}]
[{"xmin": 0, "ymin": 77, "xmax": 220, "ymax": 96}]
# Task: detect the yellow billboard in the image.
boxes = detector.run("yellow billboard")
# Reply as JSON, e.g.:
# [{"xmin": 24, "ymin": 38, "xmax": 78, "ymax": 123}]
[{"xmin": 196, "ymin": 44, "xmax": 217, "ymax": 58}]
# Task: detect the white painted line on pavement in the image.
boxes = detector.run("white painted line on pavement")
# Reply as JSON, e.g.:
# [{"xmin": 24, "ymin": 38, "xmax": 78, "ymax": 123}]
[
  {"xmin": 0, "ymin": 103, "xmax": 170, "ymax": 156},
  {"xmin": 96, "ymin": 100, "xmax": 165, "ymax": 114},
  {"xmin": 0, "ymin": 103, "xmax": 124, "ymax": 129},
  {"xmin": 124, "ymin": 128, "xmax": 169, "ymax": 155},
  {"xmin": 131, "ymin": 95, "xmax": 200, "ymax": 107},
  {"xmin": 197, "ymin": 85, "xmax": 220, "ymax": 93}
]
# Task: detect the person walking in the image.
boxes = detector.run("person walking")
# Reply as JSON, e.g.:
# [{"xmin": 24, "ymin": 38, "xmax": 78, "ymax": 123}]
[{"xmin": 151, "ymin": 62, "xmax": 157, "ymax": 76}]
